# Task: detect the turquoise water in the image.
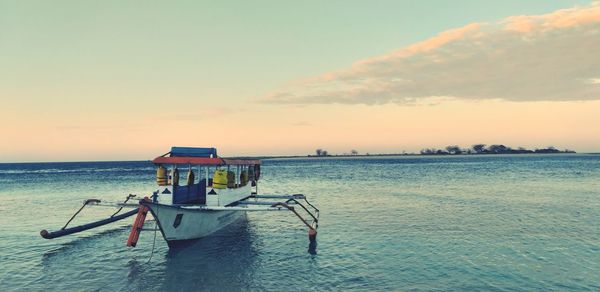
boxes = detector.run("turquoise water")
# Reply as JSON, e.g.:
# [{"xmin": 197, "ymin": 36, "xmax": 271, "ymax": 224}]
[{"xmin": 1, "ymin": 154, "xmax": 599, "ymax": 290}]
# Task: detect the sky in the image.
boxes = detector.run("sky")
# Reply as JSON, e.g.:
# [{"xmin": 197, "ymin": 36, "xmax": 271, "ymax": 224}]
[{"xmin": 1, "ymin": 0, "xmax": 599, "ymax": 162}]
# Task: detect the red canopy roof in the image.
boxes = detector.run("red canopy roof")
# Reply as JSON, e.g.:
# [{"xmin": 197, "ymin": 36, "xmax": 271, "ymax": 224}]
[{"xmin": 152, "ymin": 156, "xmax": 261, "ymax": 166}]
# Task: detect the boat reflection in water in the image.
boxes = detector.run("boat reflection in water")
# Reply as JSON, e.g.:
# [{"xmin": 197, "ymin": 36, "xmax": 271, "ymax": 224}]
[{"xmin": 160, "ymin": 216, "xmax": 260, "ymax": 291}]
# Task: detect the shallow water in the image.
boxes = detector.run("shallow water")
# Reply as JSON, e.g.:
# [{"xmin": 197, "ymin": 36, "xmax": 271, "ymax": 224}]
[{"xmin": 1, "ymin": 154, "xmax": 599, "ymax": 290}]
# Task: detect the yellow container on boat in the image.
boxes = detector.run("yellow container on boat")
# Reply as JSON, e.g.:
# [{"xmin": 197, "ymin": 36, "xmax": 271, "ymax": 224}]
[
  {"xmin": 156, "ymin": 166, "xmax": 168, "ymax": 186},
  {"xmin": 213, "ymin": 169, "xmax": 228, "ymax": 189},
  {"xmin": 227, "ymin": 171, "xmax": 236, "ymax": 188}
]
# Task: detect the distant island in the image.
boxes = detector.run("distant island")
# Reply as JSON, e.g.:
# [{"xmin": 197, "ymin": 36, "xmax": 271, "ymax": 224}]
[
  {"xmin": 307, "ymin": 144, "xmax": 575, "ymax": 157},
  {"xmin": 418, "ymin": 144, "xmax": 575, "ymax": 155},
  {"xmin": 229, "ymin": 144, "xmax": 576, "ymax": 160}
]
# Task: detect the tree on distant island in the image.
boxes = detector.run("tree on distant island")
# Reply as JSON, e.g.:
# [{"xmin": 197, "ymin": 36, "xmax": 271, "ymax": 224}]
[
  {"xmin": 420, "ymin": 148, "xmax": 435, "ymax": 155},
  {"xmin": 350, "ymin": 149, "xmax": 358, "ymax": 155},
  {"xmin": 314, "ymin": 149, "xmax": 329, "ymax": 156},
  {"xmin": 534, "ymin": 146, "xmax": 560, "ymax": 154},
  {"xmin": 488, "ymin": 144, "xmax": 510, "ymax": 154},
  {"xmin": 420, "ymin": 144, "xmax": 574, "ymax": 155},
  {"xmin": 472, "ymin": 144, "xmax": 486, "ymax": 154},
  {"xmin": 445, "ymin": 145, "xmax": 463, "ymax": 155}
]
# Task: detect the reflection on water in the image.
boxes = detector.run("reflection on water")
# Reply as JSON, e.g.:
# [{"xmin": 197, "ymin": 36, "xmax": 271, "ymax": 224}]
[
  {"xmin": 161, "ymin": 217, "xmax": 258, "ymax": 290},
  {"xmin": 308, "ymin": 238, "xmax": 317, "ymax": 255}
]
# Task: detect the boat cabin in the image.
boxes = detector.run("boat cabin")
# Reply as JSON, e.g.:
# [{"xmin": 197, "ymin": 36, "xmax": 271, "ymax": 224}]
[{"xmin": 151, "ymin": 147, "xmax": 261, "ymax": 207}]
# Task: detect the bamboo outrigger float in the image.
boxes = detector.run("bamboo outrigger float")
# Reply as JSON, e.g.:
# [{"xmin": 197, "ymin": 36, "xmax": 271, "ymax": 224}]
[{"xmin": 40, "ymin": 147, "xmax": 319, "ymax": 249}]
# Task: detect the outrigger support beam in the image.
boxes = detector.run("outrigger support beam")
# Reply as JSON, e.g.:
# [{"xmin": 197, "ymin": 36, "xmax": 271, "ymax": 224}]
[
  {"xmin": 252, "ymin": 194, "xmax": 306, "ymax": 200},
  {"xmin": 61, "ymin": 199, "xmax": 101, "ymax": 230},
  {"xmin": 270, "ymin": 202, "xmax": 317, "ymax": 232},
  {"xmin": 40, "ymin": 195, "xmax": 140, "ymax": 240},
  {"xmin": 248, "ymin": 193, "xmax": 319, "ymax": 241},
  {"xmin": 40, "ymin": 208, "xmax": 139, "ymax": 239},
  {"xmin": 282, "ymin": 198, "xmax": 319, "ymax": 225},
  {"xmin": 238, "ymin": 200, "xmax": 292, "ymax": 206},
  {"xmin": 110, "ymin": 194, "xmax": 136, "ymax": 217}
]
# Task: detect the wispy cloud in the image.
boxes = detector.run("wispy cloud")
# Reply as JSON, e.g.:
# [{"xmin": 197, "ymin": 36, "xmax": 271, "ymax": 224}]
[
  {"xmin": 263, "ymin": 3, "xmax": 600, "ymax": 105},
  {"xmin": 170, "ymin": 107, "xmax": 242, "ymax": 121},
  {"xmin": 290, "ymin": 121, "xmax": 312, "ymax": 126}
]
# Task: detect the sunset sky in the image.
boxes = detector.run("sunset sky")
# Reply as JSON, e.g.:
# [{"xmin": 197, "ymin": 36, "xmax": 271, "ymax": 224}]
[{"xmin": 1, "ymin": 1, "xmax": 599, "ymax": 162}]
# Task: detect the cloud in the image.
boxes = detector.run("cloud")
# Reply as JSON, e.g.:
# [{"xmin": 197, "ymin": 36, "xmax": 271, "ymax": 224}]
[
  {"xmin": 290, "ymin": 121, "xmax": 312, "ymax": 126},
  {"xmin": 170, "ymin": 107, "xmax": 242, "ymax": 121},
  {"xmin": 263, "ymin": 3, "xmax": 600, "ymax": 105}
]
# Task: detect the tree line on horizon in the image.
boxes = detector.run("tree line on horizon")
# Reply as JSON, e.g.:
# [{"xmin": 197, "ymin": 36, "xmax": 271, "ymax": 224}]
[
  {"xmin": 420, "ymin": 144, "xmax": 575, "ymax": 155},
  {"xmin": 313, "ymin": 149, "xmax": 359, "ymax": 157},
  {"xmin": 308, "ymin": 144, "xmax": 575, "ymax": 157}
]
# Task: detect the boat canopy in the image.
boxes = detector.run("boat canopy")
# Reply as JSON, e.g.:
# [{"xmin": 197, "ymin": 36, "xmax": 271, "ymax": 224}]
[
  {"xmin": 170, "ymin": 147, "xmax": 217, "ymax": 158},
  {"xmin": 152, "ymin": 147, "xmax": 260, "ymax": 166}
]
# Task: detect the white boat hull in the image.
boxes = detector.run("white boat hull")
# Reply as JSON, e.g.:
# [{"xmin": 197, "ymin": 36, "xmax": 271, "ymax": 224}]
[{"xmin": 145, "ymin": 202, "xmax": 245, "ymax": 247}]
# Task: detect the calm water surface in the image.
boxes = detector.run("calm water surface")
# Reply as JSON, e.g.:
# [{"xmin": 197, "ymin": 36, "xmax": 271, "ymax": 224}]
[{"xmin": 1, "ymin": 154, "xmax": 599, "ymax": 290}]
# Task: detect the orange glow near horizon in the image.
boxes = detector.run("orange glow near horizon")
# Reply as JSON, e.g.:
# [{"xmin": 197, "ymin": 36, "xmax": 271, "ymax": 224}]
[{"xmin": 2, "ymin": 99, "xmax": 599, "ymax": 162}]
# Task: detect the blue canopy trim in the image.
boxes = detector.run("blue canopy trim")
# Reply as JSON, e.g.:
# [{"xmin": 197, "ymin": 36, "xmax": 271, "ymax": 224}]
[{"xmin": 170, "ymin": 147, "xmax": 217, "ymax": 158}]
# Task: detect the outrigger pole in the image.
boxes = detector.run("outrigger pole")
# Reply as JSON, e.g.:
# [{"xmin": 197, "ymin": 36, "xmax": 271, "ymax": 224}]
[
  {"xmin": 40, "ymin": 209, "xmax": 139, "ymax": 239},
  {"xmin": 40, "ymin": 196, "xmax": 139, "ymax": 239}
]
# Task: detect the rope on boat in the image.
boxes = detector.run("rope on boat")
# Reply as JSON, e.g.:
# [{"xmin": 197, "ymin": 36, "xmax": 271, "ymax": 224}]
[{"xmin": 146, "ymin": 202, "xmax": 159, "ymax": 263}]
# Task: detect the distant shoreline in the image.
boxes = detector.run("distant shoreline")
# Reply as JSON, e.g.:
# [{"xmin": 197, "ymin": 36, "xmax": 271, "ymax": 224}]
[
  {"xmin": 298, "ymin": 144, "xmax": 576, "ymax": 160},
  {"xmin": 234, "ymin": 151, "xmax": 583, "ymax": 160}
]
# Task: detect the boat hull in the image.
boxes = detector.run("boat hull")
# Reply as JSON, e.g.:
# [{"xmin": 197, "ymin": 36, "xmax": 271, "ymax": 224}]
[{"xmin": 144, "ymin": 202, "xmax": 245, "ymax": 247}]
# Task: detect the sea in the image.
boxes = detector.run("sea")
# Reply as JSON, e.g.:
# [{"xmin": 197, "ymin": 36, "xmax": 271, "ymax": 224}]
[{"xmin": 0, "ymin": 154, "xmax": 599, "ymax": 291}]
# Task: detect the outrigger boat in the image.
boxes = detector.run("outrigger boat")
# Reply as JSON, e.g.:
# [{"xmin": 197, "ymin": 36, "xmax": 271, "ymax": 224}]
[{"xmin": 40, "ymin": 147, "xmax": 319, "ymax": 249}]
